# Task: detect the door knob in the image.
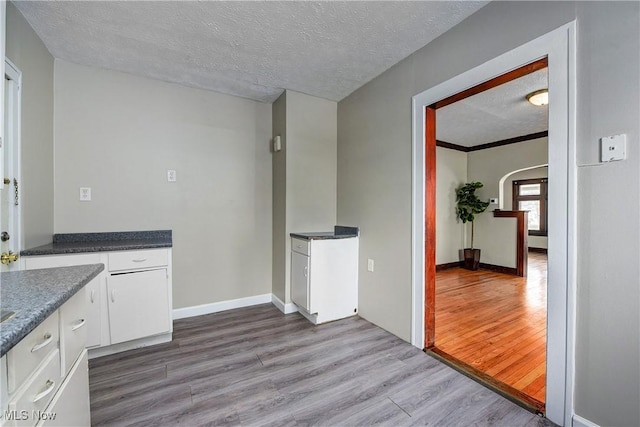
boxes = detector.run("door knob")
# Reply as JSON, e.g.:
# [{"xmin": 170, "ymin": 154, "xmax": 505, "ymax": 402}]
[
  {"xmin": 1, "ymin": 232, "xmax": 9, "ymax": 242},
  {"xmin": 1, "ymin": 251, "xmax": 19, "ymax": 264}
]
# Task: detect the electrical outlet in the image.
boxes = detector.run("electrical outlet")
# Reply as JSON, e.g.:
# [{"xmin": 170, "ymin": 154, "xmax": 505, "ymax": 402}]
[
  {"xmin": 367, "ymin": 259, "xmax": 374, "ymax": 272},
  {"xmin": 167, "ymin": 170, "xmax": 177, "ymax": 182},
  {"xmin": 79, "ymin": 187, "xmax": 91, "ymax": 201}
]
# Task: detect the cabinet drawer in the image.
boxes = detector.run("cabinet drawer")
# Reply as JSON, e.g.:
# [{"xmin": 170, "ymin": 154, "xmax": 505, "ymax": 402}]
[
  {"xmin": 108, "ymin": 249, "xmax": 168, "ymax": 272},
  {"xmin": 7, "ymin": 312, "xmax": 59, "ymax": 394},
  {"xmin": 291, "ymin": 238, "xmax": 310, "ymax": 256},
  {"xmin": 36, "ymin": 350, "xmax": 89, "ymax": 427},
  {"xmin": 59, "ymin": 289, "xmax": 87, "ymax": 376},
  {"xmin": 24, "ymin": 254, "xmax": 102, "ymax": 270},
  {"xmin": 6, "ymin": 349, "xmax": 61, "ymax": 427}
]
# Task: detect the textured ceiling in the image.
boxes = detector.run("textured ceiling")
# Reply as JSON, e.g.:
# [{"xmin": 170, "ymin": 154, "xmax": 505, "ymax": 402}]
[
  {"xmin": 13, "ymin": 1, "xmax": 488, "ymax": 103},
  {"xmin": 437, "ymin": 68, "xmax": 549, "ymax": 147}
]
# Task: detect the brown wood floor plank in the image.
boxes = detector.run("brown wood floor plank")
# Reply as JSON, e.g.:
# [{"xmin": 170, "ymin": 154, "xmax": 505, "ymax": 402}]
[
  {"xmin": 435, "ymin": 252, "xmax": 547, "ymax": 405},
  {"xmin": 90, "ymin": 304, "xmax": 554, "ymax": 426}
]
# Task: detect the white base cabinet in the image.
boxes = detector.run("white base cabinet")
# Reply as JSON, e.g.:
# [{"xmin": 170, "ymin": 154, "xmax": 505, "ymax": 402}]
[
  {"xmin": 23, "ymin": 248, "xmax": 173, "ymax": 358},
  {"xmin": 1, "ymin": 286, "xmax": 92, "ymax": 427},
  {"xmin": 291, "ymin": 237, "xmax": 358, "ymax": 324}
]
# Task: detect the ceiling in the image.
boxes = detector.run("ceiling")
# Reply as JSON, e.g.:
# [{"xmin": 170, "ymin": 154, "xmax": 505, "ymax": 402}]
[
  {"xmin": 13, "ymin": 1, "xmax": 488, "ymax": 103},
  {"xmin": 437, "ymin": 68, "xmax": 549, "ymax": 147}
]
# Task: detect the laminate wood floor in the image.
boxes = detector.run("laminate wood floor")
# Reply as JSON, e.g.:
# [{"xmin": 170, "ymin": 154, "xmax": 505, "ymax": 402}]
[
  {"xmin": 89, "ymin": 304, "xmax": 555, "ymax": 426},
  {"xmin": 435, "ymin": 253, "xmax": 547, "ymax": 407}
]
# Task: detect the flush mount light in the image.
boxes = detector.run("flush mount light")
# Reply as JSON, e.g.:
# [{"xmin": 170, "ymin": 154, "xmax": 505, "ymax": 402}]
[{"xmin": 526, "ymin": 89, "xmax": 549, "ymax": 106}]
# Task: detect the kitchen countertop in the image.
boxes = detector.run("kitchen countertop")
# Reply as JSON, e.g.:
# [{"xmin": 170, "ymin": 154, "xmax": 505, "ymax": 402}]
[
  {"xmin": 21, "ymin": 230, "xmax": 172, "ymax": 256},
  {"xmin": 290, "ymin": 225, "xmax": 359, "ymax": 240},
  {"xmin": 0, "ymin": 264, "xmax": 105, "ymax": 357}
]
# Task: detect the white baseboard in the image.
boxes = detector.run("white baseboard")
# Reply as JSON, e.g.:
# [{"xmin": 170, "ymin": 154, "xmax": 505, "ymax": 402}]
[
  {"xmin": 271, "ymin": 294, "xmax": 299, "ymax": 314},
  {"xmin": 573, "ymin": 414, "xmax": 600, "ymax": 427},
  {"xmin": 88, "ymin": 333, "xmax": 172, "ymax": 359},
  {"xmin": 173, "ymin": 294, "xmax": 272, "ymax": 320}
]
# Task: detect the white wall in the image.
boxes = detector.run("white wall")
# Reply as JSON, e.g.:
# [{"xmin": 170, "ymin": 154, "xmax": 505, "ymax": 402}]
[
  {"xmin": 272, "ymin": 90, "xmax": 337, "ymax": 304},
  {"xmin": 337, "ymin": 2, "xmax": 639, "ymax": 425},
  {"xmin": 467, "ymin": 138, "xmax": 548, "ymax": 266},
  {"xmin": 6, "ymin": 3, "xmax": 54, "ymax": 248},
  {"xmin": 53, "ymin": 60, "xmax": 273, "ymax": 309},
  {"xmin": 435, "ymin": 147, "xmax": 467, "ymax": 265}
]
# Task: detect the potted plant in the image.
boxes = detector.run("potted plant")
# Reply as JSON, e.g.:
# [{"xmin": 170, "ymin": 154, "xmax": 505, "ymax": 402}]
[{"xmin": 456, "ymin": 182, "xmax": 490, "ymax": 270}]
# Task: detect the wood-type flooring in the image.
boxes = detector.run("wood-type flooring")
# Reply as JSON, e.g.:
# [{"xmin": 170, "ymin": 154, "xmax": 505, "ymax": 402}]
[
  {"xmin": 89, "ymin": 304, "xmax": 555, "ymax": 426},
  {"xmin": 435, "ymin": 252, "xmax": 547, "ymax": 408}
]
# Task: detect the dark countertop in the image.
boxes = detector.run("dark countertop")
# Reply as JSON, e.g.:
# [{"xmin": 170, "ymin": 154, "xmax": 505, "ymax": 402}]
[
  {"xmin": 0, "ymin": 264, "xmax": 105, "ymax": 357},
  {"xmin": 21, "ymin": 230, "xmax": 172, "ymax": 256},
  {"xmin": 290, "ymin": 225, "xmax": 359, "ymax": 241}
]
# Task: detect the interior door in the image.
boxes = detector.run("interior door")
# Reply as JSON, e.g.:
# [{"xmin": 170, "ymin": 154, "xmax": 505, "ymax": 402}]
[{"xmin": 1, "ymin": 74, "xmax": 20, "ymax": 272}]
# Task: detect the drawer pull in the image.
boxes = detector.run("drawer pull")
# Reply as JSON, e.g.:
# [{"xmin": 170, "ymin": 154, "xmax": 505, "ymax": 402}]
[
  {"xmin": 90, "ymin": 289, "xmax": 95, "ymax": 303},
  {"xmin": 132, "ymin": 258, "xmax": 147, "ymax": 262},
  {"xmin": 111, "ymin": 289, "xmax": 116, "ymax": 303},
  {"xmin": 33, "ymin": 380, "xmax": 56, "ymax": 403},
  {"xmin": 71, "ymin": 318, "xmax": 86, "ymax": 331},
  {"xmin": 31, "ymin": 333, "xmax": 53, "ymax": 353},
  {"xmin": 296, "ymin": 245, "xmax": 302, "ymax": 248},
  {"xmin": 304, "ymin": 266, "xmax": 308, "ymax": 278}
]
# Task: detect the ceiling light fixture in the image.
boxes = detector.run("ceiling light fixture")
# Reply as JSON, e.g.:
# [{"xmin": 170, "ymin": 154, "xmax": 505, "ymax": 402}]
[{"xmin": 526, "ymin": 89, "xmax": 549, "ymax": 106}]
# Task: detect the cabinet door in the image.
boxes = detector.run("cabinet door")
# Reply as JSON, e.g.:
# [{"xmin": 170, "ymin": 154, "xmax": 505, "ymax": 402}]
[
  {"xmin": 84, "ymin": 278, "xmax": 101, "ymax": 348},
  {"xmin": 291, "ymin": 252, "xmax": 310, "ymax": 312},
  {"xmin": 37, "ymin": 350, "xmax": 90, "ymax": 427},
  {"xmin": 106, "ymin": 269, "xmax": 170, "ymax": 345}
]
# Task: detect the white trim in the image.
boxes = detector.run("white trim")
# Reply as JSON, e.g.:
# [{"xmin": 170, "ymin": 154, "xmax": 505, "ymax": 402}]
[
  {"xmin": 572, "ymin": 415, "xmax": 600, "ymax": 427},
  {"xmin": 88, "ymin": 332, "xmax": 172, "ymax": 359},
  {"xmin": 410, "ymin": 22, "xmax": 577, "ymax": 426},
  {"xmin": 271, "ymin": 294, "xmax": 299, "ymax": 314},
  {"xmin": 172, "ymin": 294, "xmax": 272, "ymax": 320}
]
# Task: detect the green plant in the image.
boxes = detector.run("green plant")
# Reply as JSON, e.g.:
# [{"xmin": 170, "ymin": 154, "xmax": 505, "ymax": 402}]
[{"xmin": 456, "ymin": 182, "xmax": 490, "ymax": 249}]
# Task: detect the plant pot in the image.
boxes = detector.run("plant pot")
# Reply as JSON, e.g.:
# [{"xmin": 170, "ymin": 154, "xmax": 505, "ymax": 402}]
[{"xmin": 463, "ymin": 248, "xmax": 481, "ymax": 271}]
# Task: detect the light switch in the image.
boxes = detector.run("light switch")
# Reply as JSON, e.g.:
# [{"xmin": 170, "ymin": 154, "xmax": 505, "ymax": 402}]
[
  {"xmin": 79, "ymin": 187, "xmax": 91, "ymax": 201},
  {"xmin": 600, "ymin": 134, "xmax": 626, "ymax": 162},
  {"xmin": 489, "ymin": 198, "xmax": 499, "ymax": 205},
  {"xmin": 167, "ymin": 170, "xmax": 177, "ymax": 182}
]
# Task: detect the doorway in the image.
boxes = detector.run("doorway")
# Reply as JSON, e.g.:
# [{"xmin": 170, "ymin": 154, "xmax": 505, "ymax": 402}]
[
  {"xmin": 1, "ymin": 59, "xmax": 22, "ymax": 272},
  {"xmin": 411, "ymin": 23, "xmax": 577, "ymax": 426},
  {"xmin": 426, "ymin": 58, "xmax": 549, "ymax": 413}
]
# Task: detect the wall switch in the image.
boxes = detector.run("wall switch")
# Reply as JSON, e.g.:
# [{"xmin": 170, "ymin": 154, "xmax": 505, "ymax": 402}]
[
  {"xmin": 367, "ymin": 259, "xmax": 374, "ymax": 272},
  {"xmin": 600, "ymin": 134, "xmax": 626, "ymax": 162},
  {"xmin": 167, "ymin": 170, "xmax": 177, "ymax": 182},
  {"xmin": 79, "ymin": 187, "xmax": 91, "ymax": 201},
  {"xmin": 489, "ymin": 198, "xmax": 499, "ymax": 205}
]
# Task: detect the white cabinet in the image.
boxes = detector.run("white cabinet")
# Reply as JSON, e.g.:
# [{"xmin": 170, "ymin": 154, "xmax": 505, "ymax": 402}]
[
  {"xmin": 291, "ymin": 251, "xmax": 310, "ymax": 312},
  {"xmin": 1, "ymin": 286, "xmax": 91, "ymax": 427},
  {"xmin": 107, "ymin": 269, "xmax": 170, "ymax": 345},
  {"xmin": 291, "ymin": 236, "xmax": 359, "ymax": 324},
  {"xmin": 24, "ymin": 248, "xmax": 173, "ymax": 358},
  {"xmin": 24, "ymin": 254, "xmax": 106, "ymax": 349}
]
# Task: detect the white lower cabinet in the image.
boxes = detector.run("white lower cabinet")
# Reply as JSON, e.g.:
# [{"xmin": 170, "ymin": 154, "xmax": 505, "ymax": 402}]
[
  {"xmin": 107, "ymin": 269, "xmax": 170, "ymax": 345},
  {"xmin": 36, "ymin": 351, "xmax": 90, "ymax": 427},
  {"xmin": 23, "ymin": 248, "xmax": 173, "ymax": 357},
  {"xmin": 291, "ymin": 237, "xmax": 359, "ymax": 324},
  {"xmin": 2, "ymin": 286, "xmax": 92, "ymax": 427}
]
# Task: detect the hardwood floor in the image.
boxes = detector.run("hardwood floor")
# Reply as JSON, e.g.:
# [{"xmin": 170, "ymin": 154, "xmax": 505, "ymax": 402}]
[
  {"xmin": 89, "ymin": 304, "xmax": 555, "ymax": 426},
  {"xmin": 435, "ymin": 252, "xmax": 547, "ymax": 408}
]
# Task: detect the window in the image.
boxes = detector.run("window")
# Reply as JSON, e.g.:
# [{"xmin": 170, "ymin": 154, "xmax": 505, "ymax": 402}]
[{"xmin": 513, "ymin": 178, "xmax": 548, "ymax": 236}]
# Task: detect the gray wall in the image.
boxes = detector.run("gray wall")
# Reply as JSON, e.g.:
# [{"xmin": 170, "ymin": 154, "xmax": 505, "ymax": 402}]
[
  {"xmin": 337, "ymin": 2, "xmax": 639, "ymax": 425},
  {"xmin": 272, "ymin": 90, "xmax": 337, "ymax": 304},
  {"xmin": 53, "ymin": 60, "xmax": 273, "ymax": 309},
  {"xmin": 5, "ymin": 2, "xmax": 54, "ymax": 248}
]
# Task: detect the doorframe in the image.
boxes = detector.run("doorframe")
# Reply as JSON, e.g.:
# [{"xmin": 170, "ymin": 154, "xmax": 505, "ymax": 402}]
[
  {"xmin": 4, "ymin": 58, "xmax": 23, "ymax": 253},
  {"xmin": 410, "ymin": 22, "xmax": 576, "ymax": 426}
]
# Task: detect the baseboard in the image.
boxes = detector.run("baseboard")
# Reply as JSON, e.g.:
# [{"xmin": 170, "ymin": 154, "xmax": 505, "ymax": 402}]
[
  {"xmin": 436, "ymin": 261, "xmax": 463, "ymax": 271},
  {"xmin": 172, "ymin": 294, "xmax": 272, "ymax": 320},
  {"xmin": 271, "ymin": 294, "xmax": 299, "ymax": 314},
  {"xmin": 88, "ymin": 333, "xmax": 172, "ymax": 359},
  {"xmin": 573, "ymin": 414, "xmax": 600, "ymax": 427},
  {"xmin": 479, "ymin": 263, "xmax": 518, "ymax": 276}
]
